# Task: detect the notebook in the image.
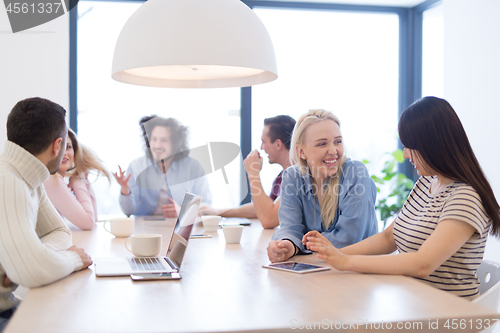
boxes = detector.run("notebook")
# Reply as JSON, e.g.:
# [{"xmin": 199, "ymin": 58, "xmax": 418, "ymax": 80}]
[{"xmin": 94, "ymin": 192, "xmax": 201, "ymax": 276}]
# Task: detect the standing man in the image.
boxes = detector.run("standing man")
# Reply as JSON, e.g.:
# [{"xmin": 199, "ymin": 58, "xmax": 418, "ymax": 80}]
[
  {"xmin": 0, "ymin": 98, "xmax": 92, "ymax": 332},
  {"xmin": 201, "ymin": 115, "xmax": 295, "ymax": 229}
]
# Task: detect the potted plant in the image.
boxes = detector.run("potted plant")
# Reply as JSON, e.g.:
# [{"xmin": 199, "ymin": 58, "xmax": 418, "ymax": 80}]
[{"xmin": 363, "ymin": 149, "xmax": 415, "ymax": 230}]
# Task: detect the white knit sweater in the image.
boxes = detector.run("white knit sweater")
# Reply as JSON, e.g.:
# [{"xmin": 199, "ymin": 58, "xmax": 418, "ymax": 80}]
[{"xmin": 0, "ymin": 141, "xmax": 83, "ymax": 311}]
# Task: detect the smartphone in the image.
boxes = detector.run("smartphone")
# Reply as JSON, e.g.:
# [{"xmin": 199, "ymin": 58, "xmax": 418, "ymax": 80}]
[
  {"xmin": 130, "ymin": 273, "xmax": 181, "ymax": 280},
  {"xmin": 190, "ymin": 234, "xmax": 212, "ymax": 239}
]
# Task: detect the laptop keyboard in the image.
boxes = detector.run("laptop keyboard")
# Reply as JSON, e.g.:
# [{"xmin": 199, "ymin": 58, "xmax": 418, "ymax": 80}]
[{"xmin": 129, "ymin": 257, "xmax": 167, "ymax": 271}]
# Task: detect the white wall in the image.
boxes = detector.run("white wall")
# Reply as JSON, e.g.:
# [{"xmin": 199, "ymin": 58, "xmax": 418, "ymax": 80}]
[
  {"xmin": 0, "ymin": 8, "xmax": 69, "ymax": 153},
  {"xmin": 443, "ymin": 0, "xmax": 500, "ymax": 263}
]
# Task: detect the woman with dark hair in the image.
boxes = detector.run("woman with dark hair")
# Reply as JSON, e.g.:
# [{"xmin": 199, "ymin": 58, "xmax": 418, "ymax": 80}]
[
  {"xmin": 304, "ymin": 97, "xmax": 500, "ymax": 300},
  {"xmin": 45, "ymin": 129, "xmax": 112, "ymax": 230},
  {"xmin": 114, "ymin": 115, "xmax": 211, "ymax": 217}
]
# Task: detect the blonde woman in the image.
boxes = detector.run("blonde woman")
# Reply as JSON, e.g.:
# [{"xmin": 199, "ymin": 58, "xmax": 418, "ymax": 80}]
[
  {"xmin": 267, "ymin": 110, "xmax": 378, "ymax": 263},
  {"xmin": 44, "ymin": 129, "xmax": 111, "ymax": 230}
]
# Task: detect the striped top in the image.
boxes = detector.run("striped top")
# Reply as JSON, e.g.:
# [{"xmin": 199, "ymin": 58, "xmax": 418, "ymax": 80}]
[{"xmin": 393, "ymin": 176, "xmax": 491, "ymax": 300}]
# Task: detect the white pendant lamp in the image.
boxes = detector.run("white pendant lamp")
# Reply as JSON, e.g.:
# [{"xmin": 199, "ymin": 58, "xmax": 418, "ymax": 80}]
[{"xmin": 111, "ymin": 0, "xmax": 278, "ymax": 88}]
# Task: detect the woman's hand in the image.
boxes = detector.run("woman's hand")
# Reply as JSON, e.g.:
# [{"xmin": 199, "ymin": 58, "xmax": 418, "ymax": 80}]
[
  {"xmin": 267, "ymin": 240, "xmax": 295, "ymax": 263},
  {"xmin": 113, "ymin": 165, "xmax": 131, "ymax": 195},
  {"xmin": 68, "ymin": 176, "xmax": 82, "ymax": 190},
  {"xmin": 303, "ymin": 231, "xmax": 348, "ymax": 270}
]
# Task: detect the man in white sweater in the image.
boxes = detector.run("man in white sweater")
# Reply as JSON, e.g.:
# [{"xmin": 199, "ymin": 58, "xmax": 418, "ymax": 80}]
[{"xmin": 0, "ymin": 97, "xmax": 92, "ymax": 332}]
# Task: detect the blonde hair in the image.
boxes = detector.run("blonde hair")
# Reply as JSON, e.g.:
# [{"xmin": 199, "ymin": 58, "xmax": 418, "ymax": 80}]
[
  {"xmin": 290, "ymin": 109, "xmax": 347, "ymax": 229},
  {"xmin": 66, "ymin": 129, "xmax": 112, "ymax": 182}
]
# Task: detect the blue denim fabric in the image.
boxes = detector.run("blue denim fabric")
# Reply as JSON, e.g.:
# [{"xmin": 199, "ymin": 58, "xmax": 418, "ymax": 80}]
[
  {"xmin": 119, "ymin": 155, "xmax": 212, "ymax": 216},
  {"xmin": 273, "ymin": 159, "xmax": 378, "ymax": 252},
  {"xmin": 0, "ymin": 306, "xmax": 16, "ymax": 333}
]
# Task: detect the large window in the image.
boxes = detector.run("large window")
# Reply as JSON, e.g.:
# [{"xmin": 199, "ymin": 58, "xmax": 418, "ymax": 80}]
[
  {"xmin": 76, "ymin": 1, "xmax": 429, "ymax": 218},
  {"xmin": 422, "ymin": 3, "xmax": 444, "ymax": 98},
  {"xmin": 251, "ymin": 8, "xmax": 399, "ymax": 192},
  {"xmin": 78, "ymin": 1, "xmax": 241, "ymax": 215}
]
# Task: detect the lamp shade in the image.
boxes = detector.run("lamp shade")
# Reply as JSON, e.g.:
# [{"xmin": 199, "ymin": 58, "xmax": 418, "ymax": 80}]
[{"xmin": 111, "ymin": 0, "xmax": 278, "ymax": 88}]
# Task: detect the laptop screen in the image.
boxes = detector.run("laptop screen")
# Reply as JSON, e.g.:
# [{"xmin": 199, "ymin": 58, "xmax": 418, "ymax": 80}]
[{"xmin": 166, "ymin": 192, "xmax": 202, "ymax": 269}]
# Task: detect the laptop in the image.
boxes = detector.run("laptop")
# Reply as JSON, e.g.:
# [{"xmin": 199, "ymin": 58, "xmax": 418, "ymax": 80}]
[{"xmin": 94, "ymin": 192, "xmax": 201, "ymax": 277}]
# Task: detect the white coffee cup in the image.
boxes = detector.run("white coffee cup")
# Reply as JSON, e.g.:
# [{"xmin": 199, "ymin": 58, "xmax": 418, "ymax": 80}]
[
  {"xmin": 202, "ymin": 215, "xmax": 221, "ymax": 232},
  {"xmin": 222, "ymin": 225, "xmax": 244, "ymax": 244},
  {"xmin": 125, "ymin": 234, "xmax": 162, "ymax": 257},
  {"xmin": 103, "ymin": 217, "xmax": 135, "ymax": 238}
]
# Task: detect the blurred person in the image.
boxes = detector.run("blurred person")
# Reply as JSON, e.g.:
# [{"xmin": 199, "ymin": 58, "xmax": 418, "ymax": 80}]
[
  {"xmin": 267, "ymin": 109, "xmax": 378, "ymax": 263},
  {"xmin": 44, "ymin": 129, "xmax": 112, "ymax": 230},
  {"xmin": 0, "ymin": 98, "xmax": 92, "ymax": 332},
  {"xmin": 200, "ymin": 115, "xmax": 296, "ymax": 229},
  {"xmin": 304, "ymin": 97, "xmax": 500, "ymax": 300},
  {"xmin": 115, "ymin": 115, "xmax": 211, "ymax": 218}
]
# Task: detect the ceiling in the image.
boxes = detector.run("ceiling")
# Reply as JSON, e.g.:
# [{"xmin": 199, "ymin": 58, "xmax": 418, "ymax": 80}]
[{"xmin": 260, "ymin": 0, "xmax": 427, "ymax": 8}]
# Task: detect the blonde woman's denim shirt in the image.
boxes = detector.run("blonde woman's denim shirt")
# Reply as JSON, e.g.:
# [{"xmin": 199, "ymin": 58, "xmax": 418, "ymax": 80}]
[{"xmin": 273, "ymin": 159, "xmax": 378, "ymax": 253}]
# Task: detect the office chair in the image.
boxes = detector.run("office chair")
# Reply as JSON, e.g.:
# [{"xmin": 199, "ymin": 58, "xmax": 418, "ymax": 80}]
[{"xmin": 473, "ymin": 260, "xmax": 500, "ymax": 333}]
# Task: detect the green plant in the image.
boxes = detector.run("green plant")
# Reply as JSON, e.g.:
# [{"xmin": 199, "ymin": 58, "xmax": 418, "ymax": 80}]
[{"xmin": 362, "ymin": 149, "xmax": 415, "ymax": 228}]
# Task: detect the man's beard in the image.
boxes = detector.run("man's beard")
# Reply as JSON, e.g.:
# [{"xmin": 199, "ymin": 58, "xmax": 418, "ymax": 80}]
[
  {"xmin": 47, "ymin": 157, "xmax": 61, "ymax": 175},
  {"xmin": 47, "ymin": 141, "xmax": 66, "ymax": 174}
]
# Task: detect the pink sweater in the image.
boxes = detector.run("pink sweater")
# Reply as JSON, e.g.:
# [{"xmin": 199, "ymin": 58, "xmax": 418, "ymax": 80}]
[{"xmin": 44, "ymin": 174, "xmax": 97, "ymax": 230}]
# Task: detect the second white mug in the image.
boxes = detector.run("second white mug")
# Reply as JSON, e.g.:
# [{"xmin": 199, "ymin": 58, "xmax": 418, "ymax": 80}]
[
  {"xmin": 202, "ymin": 215, "xmax": 221, "ymax": 232},
  {"xmin": 125, "ymin": 234, "xmax": 162, "ymax": 257},
  {"xmin": 103, "ymin": 217, "xmax": 135, "ymax": 238}
]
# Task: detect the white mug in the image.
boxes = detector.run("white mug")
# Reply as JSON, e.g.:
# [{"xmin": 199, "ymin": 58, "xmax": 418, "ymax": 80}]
[
  {"xmin": 125, "ymin": 234, "xmax": 162, "ymax": 257},
  {"xmin": 201, "ymin": 215, "xmax": 221, "ymax": 232},
  {"xmin": 103, "ymin": 217, "xmax": 135, "ymax": 238},
  {"xmin": 222, "ymin": 225, "xmax": 244, "ymax": 244}
]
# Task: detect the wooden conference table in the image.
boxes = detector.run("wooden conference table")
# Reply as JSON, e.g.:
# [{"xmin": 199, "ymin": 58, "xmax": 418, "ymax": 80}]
[{"xmin": 5, "ymin": 217, "xmax": 500, "ymax": 333}]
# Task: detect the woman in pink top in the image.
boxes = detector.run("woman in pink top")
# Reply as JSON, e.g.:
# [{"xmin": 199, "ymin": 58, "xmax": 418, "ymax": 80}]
[{"xmin": 44, "ymin": 129, "xmax": 111, "ymax": 230}]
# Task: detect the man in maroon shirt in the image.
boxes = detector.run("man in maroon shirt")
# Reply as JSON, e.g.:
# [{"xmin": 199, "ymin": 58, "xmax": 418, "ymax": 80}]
[{"xmin": 200, "ymin": 115, "xmax": 295, "ymax": 228}]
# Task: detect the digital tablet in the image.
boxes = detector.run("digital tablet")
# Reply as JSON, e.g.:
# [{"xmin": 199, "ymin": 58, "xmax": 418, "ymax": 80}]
[{"xmin": 263, "ymin": 262, "xmax": 331, "ymax": 274}]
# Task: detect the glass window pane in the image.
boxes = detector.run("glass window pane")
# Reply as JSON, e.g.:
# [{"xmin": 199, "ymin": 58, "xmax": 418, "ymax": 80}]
[
  {"xmin": 252, "ymin": 8, "xmax": 399, "ymax": 193},
  {"xmin": 422, "ymin": 3, "xmax": 444, "ymax": 98},
  {"xmin": 78, "ymin": 1, "xmax": 241, "ymax": 215}
]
